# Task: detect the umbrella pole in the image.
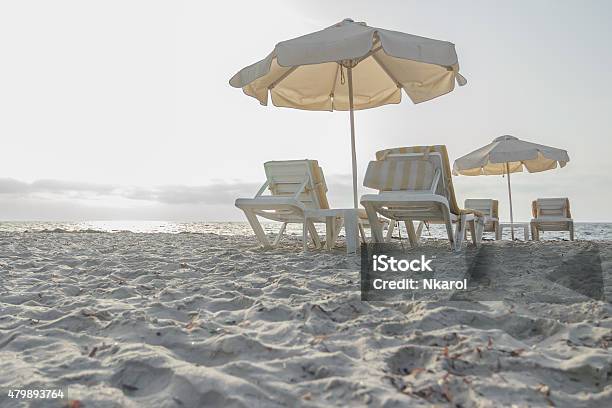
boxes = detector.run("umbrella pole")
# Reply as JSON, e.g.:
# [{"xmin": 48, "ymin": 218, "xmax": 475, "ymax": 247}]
[
  {"xmin": 347, "ymin": 66, "xmax": 358, "ymax": 209},
  {"xmin": 506, "ymin": 162, "xmax": 515, "ymax": 240}
]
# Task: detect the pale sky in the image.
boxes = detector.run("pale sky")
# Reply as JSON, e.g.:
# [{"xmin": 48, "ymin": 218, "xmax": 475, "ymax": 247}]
[{"xmin": 1, "ymin": 0, "xmax": 611, "ymax": 222}]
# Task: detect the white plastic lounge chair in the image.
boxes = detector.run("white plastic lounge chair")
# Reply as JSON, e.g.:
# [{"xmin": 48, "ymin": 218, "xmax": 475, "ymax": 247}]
[
  {"xmin": 360, "ymin": 145, "xmax": 484, "ymax": 251},
  {"xmin": 530, "ymin": 198, "xmax": 574, "ymax": 241},
  {"xmin": 235, "ymin": 160, "xmax": 387, "ymax": 250},
  {"xmin": 464, "ymin": 199, "xmax": 500, "ymax": 240}
]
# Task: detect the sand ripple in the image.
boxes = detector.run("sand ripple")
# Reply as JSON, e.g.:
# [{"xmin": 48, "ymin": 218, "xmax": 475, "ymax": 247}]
[{"xmin": 0, "ymin": 232, "xmax": 611, "ymax": 407}]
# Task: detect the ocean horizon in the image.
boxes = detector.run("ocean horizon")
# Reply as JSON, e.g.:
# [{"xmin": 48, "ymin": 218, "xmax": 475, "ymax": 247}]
[{"xmin": 2, "ymin": 220, "xmax": 611, "ymax": 241}]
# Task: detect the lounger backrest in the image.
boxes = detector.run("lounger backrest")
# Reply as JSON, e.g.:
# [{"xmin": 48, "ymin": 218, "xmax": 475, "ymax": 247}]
[
  {"xmin": 263, "ymin": 160, "xmax": 330, "ymax": 210},
  {"xmin": 363, "ymin": 155, "xmax": 438, "ymax": 192},
  {"xmin": 464, "ymin": 199, "xmax": 498, "ymax": 218},
  {"xmin": 373, "ymin": 145, "xmax": 461, "ymax": 215},
  {"xmin": 532, "ymin": 198, "xmax": 571, "ymax": 218}
]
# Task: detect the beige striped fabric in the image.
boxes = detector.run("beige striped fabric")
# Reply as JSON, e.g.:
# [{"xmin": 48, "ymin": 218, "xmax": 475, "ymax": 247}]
[
  {"xmin": 309, "ymin": 161, "xmax": 330, "ymax": 210},
  {"xmin": 364, "ymin": 159, "xmax": 435, "ymax": 191},
  {"xmin": 464, "ymin": 199, "xmax": 498, "ymax": 218},
  {"xmin": 375, "ymin": 145, "xmax": 439, "ymax": 161},
  {"xmin": 492, "ymin": 200, "xmax": 499, "ymax": 218},
  {"xmin": 532, "ymin": 198, "xmax": 570, "ymax": 218},
  {"xmin": 373, "ymin": 145, "xmax": 462, "ymax": 215},
  {"xmin": 264, "ymin": 160, "xmax": 330, "ymax": 210}
]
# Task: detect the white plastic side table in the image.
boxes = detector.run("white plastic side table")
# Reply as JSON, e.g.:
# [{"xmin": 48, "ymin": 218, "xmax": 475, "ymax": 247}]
[{"xmin": 305, "ymin": 208, "xmax": 360, "ymax": 254}]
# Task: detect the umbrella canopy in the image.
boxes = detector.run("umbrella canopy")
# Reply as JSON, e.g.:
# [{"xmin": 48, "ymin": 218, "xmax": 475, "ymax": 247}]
[
  {"xmin": 230, "ymin": 18, "xmax": 466, "ymax": 207},
  {"xmin": 230, "ymin": 18, "xmax": 466, "ymax": 110},
  {"xmin": 453, "ymin": 135, "xmax": 570, "ymax": 239},
  {"xmin": 453, "ymin": 135, "xmax": 570, "ymax": 176}
]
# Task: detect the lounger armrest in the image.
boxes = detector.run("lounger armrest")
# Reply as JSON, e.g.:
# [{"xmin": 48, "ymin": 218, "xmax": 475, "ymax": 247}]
[
  {"xmin": 360, "ymin": 192, "xmax": 450, "ymax": 208},
  {"xmin": 235, "ymin": 197, "xmax": 306, "ymax": 211},
  {"xmin": 459, "ymin": 208, "xmax": 484, "ymax": 217}
]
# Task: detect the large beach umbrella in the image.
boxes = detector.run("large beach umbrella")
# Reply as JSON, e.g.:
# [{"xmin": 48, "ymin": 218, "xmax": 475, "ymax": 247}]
[
  {"xmin": 229, "ymin": 18, "xmax": 467, "ymax": 208},
  {"xmin": 453, "ymin": 135, "xmax": 570, "ymax": 239}
]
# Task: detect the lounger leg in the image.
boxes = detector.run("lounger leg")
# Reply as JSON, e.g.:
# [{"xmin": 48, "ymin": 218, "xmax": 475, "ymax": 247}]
[
  {"xmin": 468, "ymin": 221, "xmax": 476, "ymax": 245},
  {"xmin": 358, "ymin": 223, "xmax": 367, "ymax": 244},
  {"xmin": 273, "ymin": 222, "xmax": 287, "ymax": 247},
  {"xmin": 332, "ymin": 218, "xmax": 343, "ymax": 245},
  {"xmin": 405, "ymin": 221, "xmax": 418, "ymax": 248},
  {"xmin": 364, "ymin": 205, "xmax": 385, "ymax": 243},
  {"xmin": 302, "ymin": 220, "xmax": 308, "ymax": 252},
  {"xmin": 494, "ymin": 222, "xmax": 501, "ymax": 240},
  {"xmin": 325, "ymin": 217, "xmax": 334, "ymax": 250},
  {"xmin": 531, "ymin": 222, "xmax": 539, "ymax": 241},
  {"xmin": 381, "ymin": 219, "xmax": 389, "ymax": 242},
  {"xmin": 454, "ymin": 215, "xmax": 466, "ymax": 251},
  {"xmin": 307, "ymin": 221, "xmax": 321, "ymax": 249},
  {"xmin": 569, "ymin": 221, "xmax": 575, "ymax": 241},
  {"xmin": 385, "ymin": 221, "xmax": 395, "ymax": 242},
  {"xmin": 244, "ymin": 210, "xmax": 271, "ymax": 248},
  {"xmin": 416, "ymin": 221, "xmax": 425, "ymax": 240},
  {"xmin": 467, "ymin": 217, "xmax": 484, "ymax": 247},
  {"xmin": 444, "ymin": 216, "xmax": 455, "ymax": 250},
  {"xmin": 475, "ymin": 219, "xmax": 484, "ymax": 246}
]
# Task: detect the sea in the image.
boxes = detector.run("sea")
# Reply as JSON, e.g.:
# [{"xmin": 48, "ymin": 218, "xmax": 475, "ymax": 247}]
[{"xmin": 1, "ymin": 221, "xmax": 610, "ymax": 241}]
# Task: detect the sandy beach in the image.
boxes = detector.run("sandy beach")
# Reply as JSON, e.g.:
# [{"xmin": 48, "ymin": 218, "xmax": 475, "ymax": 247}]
[
  {"xmin": 3, "ymin": 0, "xmax": 612, "ymax": 407},
  {"xmin": 1, "ymin": 231, "xmax": 611, "ymax": 407}
]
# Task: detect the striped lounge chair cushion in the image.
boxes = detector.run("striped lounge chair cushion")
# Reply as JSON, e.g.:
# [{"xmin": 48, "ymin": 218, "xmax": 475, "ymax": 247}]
[{"xmin": 363, "ymin": 159, "xmax": 435, "ymax": 191}]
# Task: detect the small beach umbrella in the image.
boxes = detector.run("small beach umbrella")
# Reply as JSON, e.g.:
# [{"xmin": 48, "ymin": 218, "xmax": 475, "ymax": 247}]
[
  {"xmin": 230, "ymin": 18, "xmax": 467, "ymax": 208},
  {"xmin": 453, "ymin": 135, "xmax": 570, "ymax": 239}
]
